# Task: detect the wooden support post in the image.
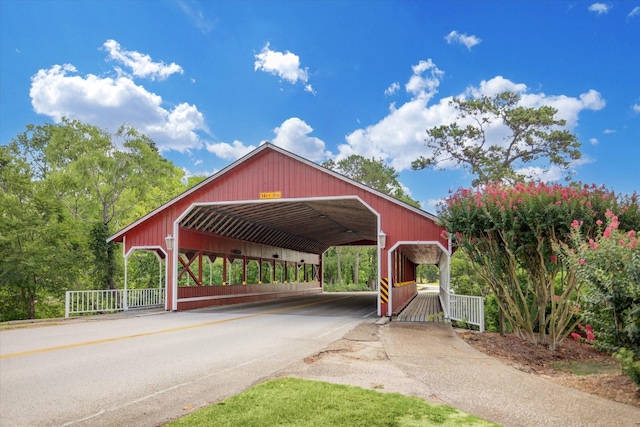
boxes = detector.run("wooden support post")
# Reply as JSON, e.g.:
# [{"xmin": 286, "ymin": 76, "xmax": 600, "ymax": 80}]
[
  {"xmin": 223, "ymin": 254, "xmax": 227, "ymax": 286},
  {"xmin": 242, "ymin": 256, "xmax": 247, "ymax": 285}
]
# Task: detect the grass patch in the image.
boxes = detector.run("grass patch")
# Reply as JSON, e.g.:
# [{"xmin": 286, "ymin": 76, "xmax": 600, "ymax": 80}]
[
  {"xmin": 166, "ymin": 378, "xmax": 496, "ymax": 427},
  {"xmin": 552, "ymin": 361, "xmax": 620, "ymax": 376}
]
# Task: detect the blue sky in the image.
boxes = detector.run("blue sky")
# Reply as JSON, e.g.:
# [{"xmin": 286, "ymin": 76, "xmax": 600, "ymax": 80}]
[{"xmin": 1, "ymin": 0, "xmax": 639, "ymax": 212}]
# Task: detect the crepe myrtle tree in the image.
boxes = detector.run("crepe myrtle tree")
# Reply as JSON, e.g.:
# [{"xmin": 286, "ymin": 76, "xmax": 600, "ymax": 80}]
[
  {"xmin": 439, "ymin": 182, "xmax": 637, "ymax": 350},
  {"xmin": 412, "ymin": 91, "xmax": 582, "ymax": 186}
]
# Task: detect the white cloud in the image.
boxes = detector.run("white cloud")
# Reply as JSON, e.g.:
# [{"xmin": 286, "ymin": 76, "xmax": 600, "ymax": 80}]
[
  {"xmin": 589, "ymin": 138, "xmax": 599, "ymax": 145},
  {"xmin": 588, "ymin": 3, "xmax": 611, "ymax": 15},
  {"xmin": 632, "ymin": 104, "xmax": 640, "ymax": 113},
  {"xmin": 385, "ymin": 82, "xmax": 400, "ymax": 96},
  {"xmin": 272, "ymin": 117, "xmax": 328, "ymax": 162},
  {"xmin": 30, "ymin": 63, "xmax": 206, "ymax": 152},
  {"xmin": 465, "ymin": 76, "xmax": 528, "ymax": 98},
  {"xmin": 628, "ymin": 6, "xmax": 640, "ymax": 20},
  {"xmin": 103, "ymin": 39, "xmax": 183, "ymax": 81},
  {"xmin": 517, "ymin": 156, "xmax": 593, "ymax": 183},
  {"xmin": 424, "ymin": 198, "xmax": 445, "ymax": 211},
  {"xmin": 337, "ymin": 59, "xmax": 445, "ymax": 171},
  {"xmin": 254, "ymin": 42, "xmax": 314, "ymax": 93},
  {"xmin": 176, "ymin": 0, "xmax": 215, "ymax": 33},
  {"xmin": 180, "ymin": 166, "xmax": 217, "ymax": 185},
  {"xmin": 205, "ymin": 140, "xmax": 256, "ymax": 160},
  {"xmin": 405, "ymin": 60, "xmax": 444, "ymax": 97},
  {"xmin": 336, "ymin": 61, "xmax": 606, "ymax": 175},
  {"xmin": 444, "ymin": 31, "xmax": 482, "ymax": 50},
  {"xmin": 603, "ymin": 128, "xmax": 616, "ymax": 134},
  {"xmin": 517, "ymin": 89, "xmax": 605, "ymax": 128},
  {"xmin": 304, "ymin": 84, "xmax": 317, "ymax": 96}
]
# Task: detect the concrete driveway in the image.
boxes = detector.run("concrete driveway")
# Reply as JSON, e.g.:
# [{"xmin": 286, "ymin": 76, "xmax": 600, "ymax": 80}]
[{"xmin": 275, "ymin": 321, "xmax": 640, "ymax": 427}]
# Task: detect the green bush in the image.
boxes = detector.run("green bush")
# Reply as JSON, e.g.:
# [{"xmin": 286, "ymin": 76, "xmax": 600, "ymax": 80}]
[
  {"xmin": 615, "ymin": 348, "xmax": 640, "ymax": 388},
  {"xmin": 561, "ymin": 211, "xmax": 640, "ymax": 355}
]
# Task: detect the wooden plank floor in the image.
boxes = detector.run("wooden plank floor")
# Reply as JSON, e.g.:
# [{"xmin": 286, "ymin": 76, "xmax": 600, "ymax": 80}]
[{"xmin": 394, "ymin": 292, "xmax": 444, "ymax": 322}]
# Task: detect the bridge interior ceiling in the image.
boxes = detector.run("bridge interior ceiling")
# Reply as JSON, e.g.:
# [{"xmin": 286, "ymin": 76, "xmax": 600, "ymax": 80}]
[
  {"xmin": 179, "ymin": 199, "xmax": 378, "ymax": 255},
  {"xmin": 398, "ymin": 244, "xmax": 443, "ymax": 265}
]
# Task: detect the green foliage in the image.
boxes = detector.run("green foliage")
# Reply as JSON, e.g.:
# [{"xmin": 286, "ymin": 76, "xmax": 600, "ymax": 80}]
[
  {"xmin": 412, "ymin": 91, "xmax": 582, "ymax": 186},
  {"xmin": 167, "ymin": 378, "xmax": 496, "ymax": 427},
  {"xmin": 615, "ymin": 348, "xmax": 640, "ymax": 387},
  {"xmin": 324, "ymin": 155, "xmax": 420, "ymax": 207},
  {"xmin": 89, "ymin": 222, "xmax": 117, "ymax": 289},
  {"xmin": 323, "ymin": 247, "xmax": 377, "ymax": 290},
  {"xmin": 0, "ymin": 143, "xmax": 84, "ymax": 320},
  {"xmin": 450, "ymin": 251, "xmax": 488, "ymax": 296},
  {"xmin": 324, "ymin": 282, "xmax": 371, "ymax": 292},
  {"xmin": 440, "ymin": 182, "xmax": 635, "ymax": 349},
  {"xmin": 1, "ymin": 120, "xmax": 192, "ymax": 320},
  {"xmin": 417, "ymin": 265, "xmax": 439, "ymax": 283},
  {"xmin": 483, "ymin": 294, "xmax": 506, "ymax": 333},
  {"xmin": 560, "ymin": 212, "xmax": 640, "ymax": 356}
]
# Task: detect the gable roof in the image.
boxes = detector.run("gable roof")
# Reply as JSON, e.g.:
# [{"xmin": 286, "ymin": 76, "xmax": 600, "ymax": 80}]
[{"xmin": 108, "ymin": 143, "xmax": 438, "ymax": 244}]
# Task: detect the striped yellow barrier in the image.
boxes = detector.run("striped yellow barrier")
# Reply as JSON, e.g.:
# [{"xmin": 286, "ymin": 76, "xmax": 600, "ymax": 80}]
[{"xmin": 379, "ymin": 278, "xmax": 389, "ymax": 303}]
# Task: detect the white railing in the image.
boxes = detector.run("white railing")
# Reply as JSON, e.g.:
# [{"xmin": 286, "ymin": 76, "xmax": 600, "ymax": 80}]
[
  {"xmin": 126, "ymin": 288, "xmax": 165, "ymax": 308},
  {"xmin": 65, "ymin": 288, "xmax": 165, "ymax": 318},
  {"xmin": 449, "ymin": 294, "xmax": 485, "ymax": 332}
]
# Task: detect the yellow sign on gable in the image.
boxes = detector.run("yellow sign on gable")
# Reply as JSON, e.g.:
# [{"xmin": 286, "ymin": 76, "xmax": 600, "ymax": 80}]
[{"xmin": 259, "ymin": 191, "xmax": 282, "ymax": 199}]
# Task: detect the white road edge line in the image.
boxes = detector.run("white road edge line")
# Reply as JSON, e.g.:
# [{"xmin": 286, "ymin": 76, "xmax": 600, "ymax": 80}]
[
  {"xmin": 61, "ymin": 356, "xmax": 266, "ymax": 426},
  {"xmin": 317, "ymin": 320, "xmax": 359, "ymax": 338}
]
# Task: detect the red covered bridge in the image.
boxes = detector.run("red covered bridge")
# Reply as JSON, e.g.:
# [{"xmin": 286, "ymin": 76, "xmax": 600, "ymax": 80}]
[{"xmin": 107, "ymin": 143, "xmax": 451, "ymax": 317}]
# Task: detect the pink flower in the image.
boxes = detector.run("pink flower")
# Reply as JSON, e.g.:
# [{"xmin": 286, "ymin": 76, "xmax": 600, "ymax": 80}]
[
  {"xmin": 605, "ymin": 209, "xmax": 614, "ymax": 218},
  {"xmin": 571, "ymin": 220, "xmax": 580, "ymax": 228},
  {"xmin": 571, "ymin": 332, "xmax": 581, "ymax": 340},
  {"xmin": 579, "ymin": 259, "xmax": 585, "ymax": 265},
  {"xmin": 550, "ymin": 255, "xmax": 557, "ymax": 263},
  {"xmin": 596, "ymin": 219, "xmax": 603, "ymax": 226},
  {"xmin": 628, "ymin": 230, "xmax": 636, "ymax": 239},
  {"xmin": 589, "ymin": 239, "xmax": 599, "ymax": 250},
  {"xmin": 586, "ymin": 331, "xmax": 595, "ymax": 341},
  {"xmin": 585, "ymin": 324, "xmax": 593, "ymax": 332},
  {"xmin": 603, "ymin": 227, "xmax": 612, "ymax": 238}
]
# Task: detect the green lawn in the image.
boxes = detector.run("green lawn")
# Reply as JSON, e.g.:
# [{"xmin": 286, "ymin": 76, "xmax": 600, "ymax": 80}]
[
  {"xmin": 166, "ymin": 378, "xmax": 497, "ymax": 427},
  {"xmin": 552, "ymin": 361, "xmax": 620, "ymax": 376}
]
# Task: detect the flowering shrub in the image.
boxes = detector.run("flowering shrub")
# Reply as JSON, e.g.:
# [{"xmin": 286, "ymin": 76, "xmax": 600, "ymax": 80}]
[
  {"xmin": 440, "ymin": 182, "xmax": 638, "ymax": 350},
  {"xmin": 570, "ymin": 324, "xmax": 595, "ymax": 341},
  {"xmin": 560, "ymin": 211, "xmax": 640, "ymax": 356}
]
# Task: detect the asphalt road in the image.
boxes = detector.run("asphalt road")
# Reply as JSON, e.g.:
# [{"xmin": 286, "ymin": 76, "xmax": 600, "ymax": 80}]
[{"xmin": 0, "ymin": 292, "xmax": 377, "ymax": 427}]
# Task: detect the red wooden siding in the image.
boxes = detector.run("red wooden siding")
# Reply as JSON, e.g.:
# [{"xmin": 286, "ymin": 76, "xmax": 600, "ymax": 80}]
[{"xmin": 110, "ymin": 145, "xmax": 447, "ymax": 314}]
